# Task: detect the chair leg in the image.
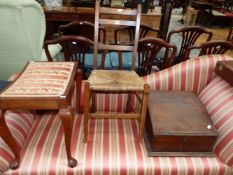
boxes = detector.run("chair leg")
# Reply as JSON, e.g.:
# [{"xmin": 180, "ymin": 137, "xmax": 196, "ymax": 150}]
[
  {"xmin": 84, "ymin": 82, "xmax": 91, "ymax": 142},
  {"xmin": 138, "ymin": 84, "xmax": 150, "ymax": 142},
  {"xmin": 76, "ymin": 69, "xmax": 83, "ymax": 113},
  {"xmin": 59, "ymin": 107, "xmax": 77, "ymax": 168},
  {"xmin": 0, "ymin": 110, "xmax": 20, "ymax": 169}
]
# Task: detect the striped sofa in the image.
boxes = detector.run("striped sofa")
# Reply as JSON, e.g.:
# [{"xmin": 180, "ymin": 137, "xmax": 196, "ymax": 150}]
[{"xmin": 0, "ymin": 54, "xmax": 233, "ymax": 174}]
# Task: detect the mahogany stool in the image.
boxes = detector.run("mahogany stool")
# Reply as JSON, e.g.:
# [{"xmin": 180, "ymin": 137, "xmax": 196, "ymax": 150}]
[{"xmin": 0, "ymin": 61, "xmax": 82, "ymax": 169}]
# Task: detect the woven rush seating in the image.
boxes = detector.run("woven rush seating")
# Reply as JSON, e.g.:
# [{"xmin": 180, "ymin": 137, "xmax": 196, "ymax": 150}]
[
  {"xmin": 87, "ymin": 70, "xmax": 145, "ymax": 91},
  {"xmin": 0, "ymin": 61, "xmax": 82, "ymax": 169},
  {"xmin": 84, "ymin": 70, "xmax": 150, "ymax": 142}
]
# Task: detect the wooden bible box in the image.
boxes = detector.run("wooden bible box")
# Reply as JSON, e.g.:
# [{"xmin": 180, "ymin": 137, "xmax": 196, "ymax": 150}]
[
  {"xmin": 144, "ymin": 91, "xmax": 218, "ymax": 157},
  {"xmin": 215, "ymin": 60, "xmax": 233, "ymax": 87}
]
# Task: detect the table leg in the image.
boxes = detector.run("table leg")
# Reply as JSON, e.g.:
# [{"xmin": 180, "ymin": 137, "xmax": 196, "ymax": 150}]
[
  {"xmin": 0, "ymin": 110, "xmax": 20, "ymax": 169},
  {"xmin": 139, "ymin": 84, "xmax": 150, "ymax": 142},
  {"xmin": 84, "ymin": 82, "xmax": 91, "ymax": 142},
  {"xmin": 59, "ymin": 108, "xmax": 77, "ymax": 168}
]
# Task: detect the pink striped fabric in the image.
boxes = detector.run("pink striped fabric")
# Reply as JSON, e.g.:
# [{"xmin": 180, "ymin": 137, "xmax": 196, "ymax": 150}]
[
  {"xmin": 199, "ymin": 76, "xmax": 233, "ymax": 167},
  {"xmin": 92, "ymin": 54, "xmax": 233, "ymax": 112},
  {"xmin": 5, "ymin": 112, "xmax": 232, "ymax": 175},
  {"xmin": 0, "ymin": 110, "xmax": 36, "ymax": 173}
]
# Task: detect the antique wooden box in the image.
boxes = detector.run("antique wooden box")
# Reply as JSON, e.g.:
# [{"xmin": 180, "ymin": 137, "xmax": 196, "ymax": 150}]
[
  {"xmin": 215, "ymin": 60, "xmax": 233, "ymax": 87},
  {"xmin": 144, "ymin": 91, "xmax": 218, "ymax": 157}
]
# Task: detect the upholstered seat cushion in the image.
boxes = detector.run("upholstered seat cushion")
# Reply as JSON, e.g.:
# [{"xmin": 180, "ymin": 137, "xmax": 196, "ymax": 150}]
[
  {"xmin": 4, "ymin": 112, "xmax": 232, "ymax": 174},
  {"xmin": 0, "ymin": 62, "xmax": 75, "ymax": 97},
  {"xmin": 87, "ymin": 70, "xmax": 145, "ymax": 91}
]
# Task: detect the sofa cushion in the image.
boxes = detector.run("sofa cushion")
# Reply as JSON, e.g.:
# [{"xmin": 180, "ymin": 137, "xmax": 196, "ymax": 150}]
[
  {"xmin": 5, "ymin": 112, "xmax": 232, "ymax": 174},
  {"xmin": 199, "ymin": 76, "xmax": 233, "ymax": 167},
  {"xmin": 0, "ymin": 110, "xmax": 35, "ymax": 173}
]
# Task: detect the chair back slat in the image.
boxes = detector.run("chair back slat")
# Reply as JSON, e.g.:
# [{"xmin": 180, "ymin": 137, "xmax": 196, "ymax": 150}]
[
  {"xmin": 99, "ymin": 19, "xmax": 136, "ymax": 26},
  {"xmin": 93, "ymin": 0, "xmax": 141, "ymax": 70},
  {"xmin": 100, "ymin": 7, "xmax": 137, "ymax": 15}
]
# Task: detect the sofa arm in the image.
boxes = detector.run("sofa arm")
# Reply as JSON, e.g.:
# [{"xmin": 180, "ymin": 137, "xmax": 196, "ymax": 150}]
[
  {"xmin": 0, "ymin": 110, "xmax": 36, "ymax": 173},
  {"xmin": 143, "ymin": 54, "xmax": 233, "ymax": 95}
]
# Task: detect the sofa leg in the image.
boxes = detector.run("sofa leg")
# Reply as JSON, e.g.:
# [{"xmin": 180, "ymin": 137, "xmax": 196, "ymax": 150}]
[
  {"xmin": 59, "ymin": 108, "xmax": 77, "ymax": 168},
  {"xmin": 0, "ymin": 110, "xmax": 20, "ymax": 169}
]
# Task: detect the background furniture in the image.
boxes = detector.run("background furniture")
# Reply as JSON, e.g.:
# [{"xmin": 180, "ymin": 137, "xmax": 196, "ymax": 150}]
[
  {"xmin": 44, "ymin": 7, "xmax": 162, "ymax": 43},
  {"xmin": 136, "ymin": 37, "xmax": 177, "ymax": 76},
  {"xmin": 167, "ymin": 26, "xmax": 213, "ymax": 63},
  {"xmin": 44, "ymin": 36, "xmax": 94, "ymax": 71},
  {"xmin": 184, "ymin": 40, "xmax": 233, "ymax": 60},
  {"xmin": 0, "ymin": 0, "xmax": 61, "ymax": 80}
]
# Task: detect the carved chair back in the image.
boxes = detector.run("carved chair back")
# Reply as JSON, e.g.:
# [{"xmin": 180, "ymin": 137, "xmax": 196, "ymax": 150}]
[
  {"xmin": 167, "ymin": 26, "xmax": 213, "ymax": 63},
  {"xmin": 44, "ymin": 35, "xmax": 94, "ymax": 70},
  {"xmin": 114, "ymin": 23, "xmax": 160, "ymax": 44},
  {"xmin": 184, "ymin": 40, "xmax": 233, "ymax": 60},
  {"xmin": 58, "ymin": 20, "xmax": 106, "ymax": 44},
  {"xmin": 137, "ymin": 37, "xmax": 177, "ymax": 76}
]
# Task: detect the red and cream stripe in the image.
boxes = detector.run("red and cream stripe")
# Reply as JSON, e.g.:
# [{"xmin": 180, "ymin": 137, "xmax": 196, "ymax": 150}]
[
  {"xmin": 0, "ymin": 110, "xmax": 35, "ymax": 173},
  {"xmin": 199, "ymin": 76, "xmax": 233, "ymax": 167},
  {"xmin": 4, "ymin": 113, "xmax": 232, "ymax": 175}
]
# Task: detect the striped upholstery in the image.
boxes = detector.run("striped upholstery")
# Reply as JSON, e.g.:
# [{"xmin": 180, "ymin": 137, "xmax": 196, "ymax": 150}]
[
  {"xmin": 199, "ymin": 76, "xmax": 233, "ymax": 167},
  {"xmin": 0, "ymin": 110, "xmax": 35, "ymax": 173},
  {"xmin": 93, "ymin": 54, "xmax": 233, "ymax": 112},
  {"xmin": 5, "ymin": 113, "xmax": 232, "ymax": 174}
]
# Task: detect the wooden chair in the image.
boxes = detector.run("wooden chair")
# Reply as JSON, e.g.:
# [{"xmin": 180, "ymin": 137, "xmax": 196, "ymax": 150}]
[
  {"xmin": 184, "ymin": 40, "xmax": 233, "ymax": 60},
  {"xmin": 58, "ymin": 21, "xmax": 107, "ymax": 68},
  {"xmin": 114, "ymin": 23, "xmax": 160, "ymax": 69},
  {"xmin": 167, "ymin": 26, "xmax": 213, "ymax": 63},
  {"xmin": 44, "ymin": 35, "xmax": 94, "ymax": 81},
  {"xmin": 137, "ymin": 37, "xmax": 177, "ymax": 76},
  {"xmin": 84, "ymin": 0, "xmax": 150, "ymax": 142},
  {"xmin": 114, "ymin": 23, "xmax": 160, "ymax": 44},
  {"xmin": 227, "ymin": 27, "xmax": 233, "ymax": 41},
  {"xmin": 58, "ymin": 20, "xmax": 106, "ymax": 44}
]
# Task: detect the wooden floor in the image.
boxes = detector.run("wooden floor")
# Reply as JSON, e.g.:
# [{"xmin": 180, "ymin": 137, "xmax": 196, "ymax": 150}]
[{"xmin": 170, "ymin": 14, "xmax": 233, "ymax": 57}]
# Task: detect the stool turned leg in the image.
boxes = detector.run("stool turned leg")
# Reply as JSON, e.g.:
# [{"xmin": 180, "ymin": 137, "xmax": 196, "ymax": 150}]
[
  {"xmin": 0, "ymin": 110, "xmax": 20, "ymax": 169},
  {"xmin": 84, "ymin": 82, "xmax": 91, "ymax": 142},
  {"xmin": 59, "ymin": 108, "xmax": 77, "ymax": 168},
  {"xmin": 139, "ymin": 84, "xmax": 150, "ymax": 142}
]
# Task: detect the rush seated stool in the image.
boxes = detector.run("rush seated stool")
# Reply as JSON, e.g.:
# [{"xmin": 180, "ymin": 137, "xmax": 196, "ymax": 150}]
[{"xmin": 0, "ymin": 61, "xmax": 82, "ymax": 169}]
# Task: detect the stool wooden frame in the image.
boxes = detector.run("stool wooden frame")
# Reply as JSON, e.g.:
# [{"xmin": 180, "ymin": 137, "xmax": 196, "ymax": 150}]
[{"xmin": 0, "ymin": 62, "xmax": 82, "ymax": 169}]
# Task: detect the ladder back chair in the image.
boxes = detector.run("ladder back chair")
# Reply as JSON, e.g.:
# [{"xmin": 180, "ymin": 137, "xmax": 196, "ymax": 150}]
[
  {"xmin": 84, "ymin": 0, "xmax": 150, "ymax": 143},
  {"xmin": 93, "ymin": 0, "xmax": 141, "ymax": 70}
]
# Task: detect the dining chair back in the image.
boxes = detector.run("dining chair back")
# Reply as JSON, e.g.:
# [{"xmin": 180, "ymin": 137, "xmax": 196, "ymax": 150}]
[
  {"xmin": 44, "ymin": 35, "xmax": 94, "ymax": 70},
  {"xmin": 137, "ymin": 37, "xmax": 177, "ymax": 76},
  {"xmin": 167, "ymin": 26, "xmax": 213, "ymax": 63},
  {"xmin": 184, "ymin": 40, "xmax": 233, "ymax": 60}
]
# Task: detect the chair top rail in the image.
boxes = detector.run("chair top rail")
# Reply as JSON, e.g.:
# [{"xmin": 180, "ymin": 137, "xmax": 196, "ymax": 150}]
[
  {"xmin": 98, "ymin": 43, "xmax": 133, "ymax": 51},
  {"xmin": 99, "ymin": 19, "xmax": 136, "ymax": 26},
  {"xmin": 99, "ymin": 7, "xmax": 137, "ymax": 15}
]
